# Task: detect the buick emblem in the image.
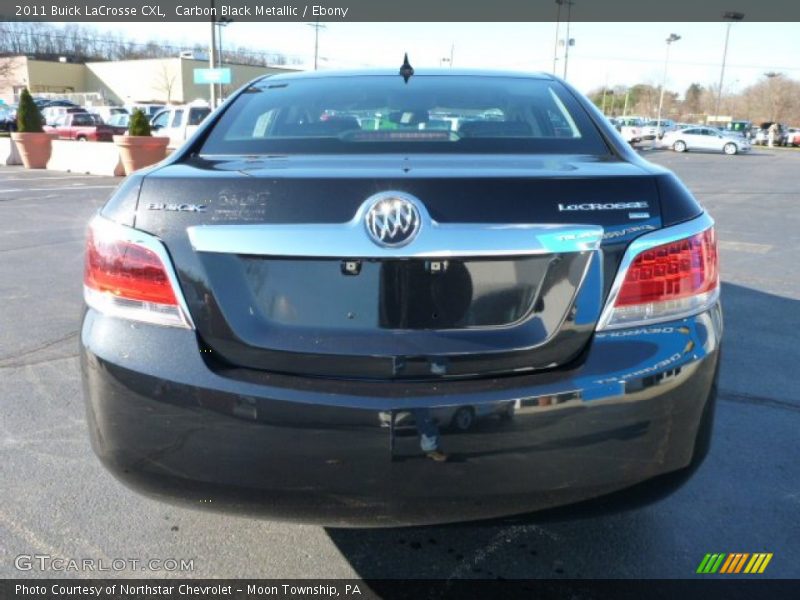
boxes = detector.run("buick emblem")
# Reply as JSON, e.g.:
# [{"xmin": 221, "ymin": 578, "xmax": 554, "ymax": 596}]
[{"xmin": 364, "ymin": 194, "xmax": 421, "ymax": 247}]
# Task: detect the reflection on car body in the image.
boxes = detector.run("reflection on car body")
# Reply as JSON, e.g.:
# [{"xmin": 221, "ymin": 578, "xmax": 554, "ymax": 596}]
[
  {"xmin": 81, "ymin": 65, "xmax": 722, "ymax": 526},
  {"xmin": 661, "ymin": 125, "xmax": 751, "ymax": 155}
]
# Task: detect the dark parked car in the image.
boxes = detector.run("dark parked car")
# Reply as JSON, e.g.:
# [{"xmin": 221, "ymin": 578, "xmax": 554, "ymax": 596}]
[
  {"xmin": 33, "ymin": 97, "xmax": 78, "ymax": 109},
  {"xmin": 81, "ymin": 68, "xmax": 721, "ymax": 526},
  {"xmin": 0, "ymin": 105, "xmax": 16, "ymax": 132},
  {"xmin": 753, "ymin": 122, "xmax": 789, "ymax": 146}
]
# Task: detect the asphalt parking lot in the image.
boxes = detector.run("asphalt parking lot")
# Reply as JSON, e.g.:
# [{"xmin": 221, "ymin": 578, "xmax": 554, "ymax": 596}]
[{"xmin": 1, "ymin": 148, "xmax": 798, "ymax": 581}]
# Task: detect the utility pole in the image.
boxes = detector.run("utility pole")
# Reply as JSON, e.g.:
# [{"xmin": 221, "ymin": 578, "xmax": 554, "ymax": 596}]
[
  {"xmin": 308, "ymin": 19, "xmax": 327, "ymax": 70},
  {"xmin": 440, "ymin": 45, "xmax": 454, "ymax": 68},
  {"xmin": 623, "ymin": 89, "xmax": 629, "ymax": 117},
  {"xmin": 601, "ymin": 73, "xmax": 608, "ymax": 115},
  {"xmin": 209, "ymin": 0, "xmax": 217, "ymax": 107}
]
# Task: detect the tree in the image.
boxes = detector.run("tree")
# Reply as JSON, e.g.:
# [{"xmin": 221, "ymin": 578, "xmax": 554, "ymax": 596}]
[
  {"xmin": 127, "ymin": 109, "xmax": 151, "ymax": 136},
  {"xmin": 16, "ymin": 89, "xmax": 44, "ymax": 133},
  {"xmin": 155, "ymin": 62, "xmax": 178, "ymax": 104},
  {"xmin": 683, "ymin": 83, "xmax": 704, "ymax": 115}
]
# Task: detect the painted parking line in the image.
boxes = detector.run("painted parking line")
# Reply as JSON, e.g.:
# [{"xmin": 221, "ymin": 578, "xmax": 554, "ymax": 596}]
[
  {"xmin": 718, "ymin": 240, "xmax": 773, "ymax": 254},
  {"xmin": 0, "ymin": 176, "xmax": 110, "ymax": 182},
  {"xmin": 0, "ymin": 185, "xmax": 118, "ymax": 193}
]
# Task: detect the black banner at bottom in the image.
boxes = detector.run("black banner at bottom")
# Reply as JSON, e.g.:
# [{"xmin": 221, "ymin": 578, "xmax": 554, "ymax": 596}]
[{"xmin": 3, "ymin": 579, "xmax": 800, "ymax": 600}]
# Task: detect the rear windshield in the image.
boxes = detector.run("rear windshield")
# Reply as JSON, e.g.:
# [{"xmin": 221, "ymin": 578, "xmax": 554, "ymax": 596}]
[{"xmin": 200, "ymin": 75, "xmax": 609, "ymax": 155}]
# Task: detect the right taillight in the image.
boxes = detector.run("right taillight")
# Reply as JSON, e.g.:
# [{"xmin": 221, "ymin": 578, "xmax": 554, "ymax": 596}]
[
  {"xmin": 83, "ymin": 215, "xmax": 192, "ymax": 328},
  {"xmin": 597, "ymin": 216, "xmax": 719, "ymax": 330}
]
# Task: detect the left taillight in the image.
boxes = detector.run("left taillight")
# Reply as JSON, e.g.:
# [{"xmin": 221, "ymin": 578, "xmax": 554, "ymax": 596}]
[
  {"xmin": 597, "ymin": 213, "xmax": 719, "ymax": 330},
  {"xmin": 83, "ymin": 216, "xmax": 193, "ymax": 328}
]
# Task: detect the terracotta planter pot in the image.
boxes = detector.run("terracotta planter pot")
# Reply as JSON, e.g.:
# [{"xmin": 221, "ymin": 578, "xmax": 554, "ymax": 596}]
[
  {"xmin": 11, "ymin": 132, "xmax": 52, "ymax": 169},
  {"xmin": 114, "ymin": 135, "xmax": 169, "ymax": 175}
]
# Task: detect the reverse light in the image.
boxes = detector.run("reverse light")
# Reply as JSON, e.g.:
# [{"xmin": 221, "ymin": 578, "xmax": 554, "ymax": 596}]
[
  {"xmin": 83, "ymin": 216, "xmax": 193, "ymax": 328},
  {"xmin": 597, "ymin": 214, "xmax": 719, "ymax": 330}
]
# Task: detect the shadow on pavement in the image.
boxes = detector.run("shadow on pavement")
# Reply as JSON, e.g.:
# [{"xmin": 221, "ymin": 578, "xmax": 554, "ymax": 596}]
[{"xmin": 324, "ymin": 282, "xmax": 800, "ymax": 583}]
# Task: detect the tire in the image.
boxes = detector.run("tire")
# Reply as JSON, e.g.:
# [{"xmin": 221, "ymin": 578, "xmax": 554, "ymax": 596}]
[
  {"xmin": 450, "ymin": 407, "xmax": 475, "ymax": 432},
  {"xmin": 500, "ymin": 403, "xmax": 516, "ymax": 421},
  {"xmin": 76, "ymin": 136, "xmax": 87, "ymax": 142},
  {"xmin": 673, "ymin": 140, "xmax": 687, "ymax": 153},
  {"xmin": 723, "ymin": 142, "xmax": 738, "ymax": 155}
]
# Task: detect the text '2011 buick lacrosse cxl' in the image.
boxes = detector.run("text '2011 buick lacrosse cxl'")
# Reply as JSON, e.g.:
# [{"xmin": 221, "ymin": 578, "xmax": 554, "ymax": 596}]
[{"xmin": 81, "ymin": 65, "xmax": 721, "ymax": 527}]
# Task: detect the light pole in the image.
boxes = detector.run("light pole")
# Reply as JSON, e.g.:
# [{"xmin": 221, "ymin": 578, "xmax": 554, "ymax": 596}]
[
  {"xmin": 714, "ymin": 11, "xmax": 745, "ymax": 122},
  {"xmin": 216, "ymin": 17, "xmax": 232, "ymax": 105},
  {"xmin": 217, "ymin": 17, "xmax": 232, "ymax": 67},
  {"xmin": 562, "ymin": 0, "xmax": 574, "ymax": 80},
  {"xmin": 552, "ymin": 0, "xmax": 563, "ymax": 74},
  {"xmin": 208, "ymin": 0, "xmax": 217, "ymax": 107},
  {"xmin": 655, "ymin": 33, "xmax": 681, "ymax": 145}
]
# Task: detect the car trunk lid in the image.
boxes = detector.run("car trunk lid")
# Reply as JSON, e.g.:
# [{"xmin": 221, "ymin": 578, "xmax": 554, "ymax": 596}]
[{"xmin": 133, "ymin": 154, "xmax": 661, "ymax": 380}]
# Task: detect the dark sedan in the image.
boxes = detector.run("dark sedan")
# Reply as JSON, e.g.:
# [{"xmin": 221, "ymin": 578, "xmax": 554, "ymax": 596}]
[{"xmin": 81, "ymin": 67, "xmax": 721, "ymax": 526}]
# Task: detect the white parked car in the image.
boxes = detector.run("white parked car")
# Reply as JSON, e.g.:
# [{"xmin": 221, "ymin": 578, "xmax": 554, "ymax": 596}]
[
  {"xmin": 41, "ymin": 105, "xmax": 87, "ymax": 126},
  {"xmin": 150, "ymin": 102, "xmax": 212, "ymax": 148},
  {"xmin": 661, "ymin": 126, "xmax": 751, "ymax": 155},
  {"xmin": 783, "ymin": 127, "xmax": 800, "ymax": 147},
  {"xmin": 125, "ymin": 103, "xmax": 166, "ymax": 119},
  {"xmin": 642, "ymin": 119, "xmax": 677, "ymax": 140},
  {"xmin": 615, "ymin": 116, "xmax": 646, "ymax": 144},
  {"xmin": 89, "ymin": 106, "xmax": 128, "ymax": 123}
]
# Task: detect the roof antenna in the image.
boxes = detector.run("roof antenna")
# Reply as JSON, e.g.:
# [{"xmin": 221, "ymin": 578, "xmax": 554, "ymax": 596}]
[{"xmin": 399, "ymin": 53, "xmax": 414, "ymax": 83}]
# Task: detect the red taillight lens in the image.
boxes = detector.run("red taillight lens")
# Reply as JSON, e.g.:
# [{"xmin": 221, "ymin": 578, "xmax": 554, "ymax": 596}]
[
  {"xmin": 615, "ymin": 228, "xmax": 718, "ymax": 307},
  {"xmin": 83, "ymin": 217, "xmax": 190, "ymax": 328},
  {"xmin": 84, "ymin": 228, "xmax": 177, "ymax": 305},
  {"xmin": 597, "ymin": 222, "xmax": 720, "ymax": 330}
]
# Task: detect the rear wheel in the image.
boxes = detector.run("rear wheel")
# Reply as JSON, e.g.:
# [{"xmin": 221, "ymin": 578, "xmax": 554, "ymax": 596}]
[
  {"xmin": 723, "ymin": 142, "xmax": 738, "ymax": 155},
  {"xmin": 77, "ymin": 136, "xmax": 87, "ymax": 142},
  {"xmin": 500, "ymin": 403, "xmax": 516, "ymax": 421},
  {"xmin": 451, "ymin": 407, "xmax": 475, "ymax": 432},
  {"xmin": 673, "ymin": 140, "xmax": 687, "ymax": 153}
]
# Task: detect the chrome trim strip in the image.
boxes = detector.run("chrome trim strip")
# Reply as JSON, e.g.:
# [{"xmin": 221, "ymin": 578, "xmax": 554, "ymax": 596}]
[
  {"xmin": 87, "ymin": 214, "xmax": 195, "ymax": 329},
  {"xmin": 186, "ymin": 192, "xmax": 604, "ymax": 258},
  {"xmin": 596, "ymin": 212, "xmax": 716, "ymax": 331}
]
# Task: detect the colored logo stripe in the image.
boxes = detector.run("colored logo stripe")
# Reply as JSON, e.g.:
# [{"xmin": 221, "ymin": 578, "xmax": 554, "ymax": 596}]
[
  {"xmin": 697, "ymin": 553, "xmax": 773, "ymax": 574},
  {"xmin": 744, "ymin": 553, "xmax": 773, "ymax": 574},
  {"xmin": 720, "ymin": 553, "xmax": 749, "ymax": 573},
  {"xmin": 696, "ymin": 553, "xmax": 726, "ymax": 573}
]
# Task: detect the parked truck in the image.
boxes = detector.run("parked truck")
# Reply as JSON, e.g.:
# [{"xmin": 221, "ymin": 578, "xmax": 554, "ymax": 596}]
[{"xmin": 44, "ymin": 112, "xmax": 125, "ymax": 142}]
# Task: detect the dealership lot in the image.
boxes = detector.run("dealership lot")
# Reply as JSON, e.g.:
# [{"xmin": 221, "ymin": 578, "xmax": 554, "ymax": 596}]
[{"xmin": 1, "ymin": 149, "xmax": 798, "ymax": 579}]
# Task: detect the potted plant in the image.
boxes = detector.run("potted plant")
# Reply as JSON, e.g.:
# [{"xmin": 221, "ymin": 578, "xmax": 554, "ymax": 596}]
[
  {"xmin": 113, "ymin": 109, "xmax": 169, "ymax": 175},
  {"xmin": 11, "ymin": 89, "xmax": 52, "ymax": 169}
]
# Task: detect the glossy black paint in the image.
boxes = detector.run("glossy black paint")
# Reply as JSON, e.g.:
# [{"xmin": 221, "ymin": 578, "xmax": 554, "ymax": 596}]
[
  {"xmin": 81, "ymin": 306, "xmax": 722, "ymax": 527},
  {"xmin": 83, "ymin": 70, "xmax": 716, "ymax": 525},
  {"xmin": 133, "ymin": 156, "xmax": 659, "ymax": 379}
]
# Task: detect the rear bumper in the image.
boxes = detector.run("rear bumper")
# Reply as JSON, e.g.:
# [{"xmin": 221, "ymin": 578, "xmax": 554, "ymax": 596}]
[{"xmin": 81, "ymin": 304, "xmax": 722, "ymax": 527}]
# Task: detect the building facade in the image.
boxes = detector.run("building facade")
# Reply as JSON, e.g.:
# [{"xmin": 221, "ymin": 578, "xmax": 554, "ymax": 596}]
[{"xmin": 0, "ymin": 55, "xmax": 297, "ymax": 106}]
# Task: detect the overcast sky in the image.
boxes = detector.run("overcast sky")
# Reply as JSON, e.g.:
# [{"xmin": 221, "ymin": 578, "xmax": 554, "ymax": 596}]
[{"xmin": 83, "ymin": 21, "xmax": 800, "ymax": 95}]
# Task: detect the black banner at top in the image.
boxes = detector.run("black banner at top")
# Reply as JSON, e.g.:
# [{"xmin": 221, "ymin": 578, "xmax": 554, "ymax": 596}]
[{"xmin": 0, "ymin": 0, "xmax": 793, "ymax": 22}]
